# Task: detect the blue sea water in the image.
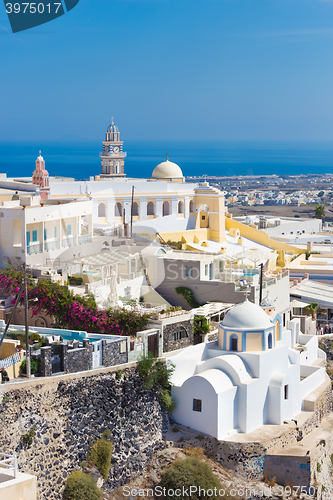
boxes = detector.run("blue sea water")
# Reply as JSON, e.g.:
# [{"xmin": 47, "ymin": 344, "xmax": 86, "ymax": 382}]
[{"xmin": 0, "ymin": 140, "xmax": 333, "ymax": 180}]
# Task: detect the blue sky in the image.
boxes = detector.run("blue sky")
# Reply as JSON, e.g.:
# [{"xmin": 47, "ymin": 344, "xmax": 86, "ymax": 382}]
[{"xmin": 1, "ymin": 0, "xmax": 333, "ymax": 142}]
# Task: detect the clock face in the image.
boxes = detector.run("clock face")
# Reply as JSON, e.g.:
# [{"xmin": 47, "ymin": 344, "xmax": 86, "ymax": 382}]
[{"xmin": 113, "ymin": 146, "xmax": 120, "ymax": 154}]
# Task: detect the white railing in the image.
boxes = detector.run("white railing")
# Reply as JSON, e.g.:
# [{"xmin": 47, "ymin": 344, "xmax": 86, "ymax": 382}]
[
  {"xmin": 44, "ymin": 240, "xmax": 60, "ymax": 251},
  {"xmin": 78, "ymin": 234, "xmax": 92, "ymax": 245},
  {"xmin": 27, "ymin": 243, "xmax": 43, "ymax": 255},
  {"xmin": 0, "ymin": 352, "xmax": 21, "ymax": 369},
  {"xmin": 62, "ymin": 236, "xmax": 75, "ymax": 248},
  {"xmin": 0, "ymin": 453, "xmax": 17, "ymax": 478}
]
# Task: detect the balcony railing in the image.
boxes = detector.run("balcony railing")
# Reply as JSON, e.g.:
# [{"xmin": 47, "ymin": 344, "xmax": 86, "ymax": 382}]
[
  {"xmin": 78, "ymin": 234, "xmax": 92, "ymax": 245},
  {"xmin": 44, "ymin": 240, "xmax": 60, "ymax": 251},
  {"xmin": 0, "ymin": 453, "xmax": 17, "ymax": 479},
  {"xmin": 62, "ymin": 236, "xmax": 75, "ymax": 248},
  {"xmin": 27, "ymin": 242, "xmax": 43, "ymax": 255}
]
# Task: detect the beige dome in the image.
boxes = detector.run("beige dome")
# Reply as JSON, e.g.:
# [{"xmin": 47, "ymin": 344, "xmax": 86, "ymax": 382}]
[{"xmin": 151, "ymin": 159, "xmax": 183, "ymax": 180}]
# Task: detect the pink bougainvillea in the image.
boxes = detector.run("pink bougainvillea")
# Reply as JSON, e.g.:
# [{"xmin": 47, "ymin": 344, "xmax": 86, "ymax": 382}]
[{"xmin": 0, "ymin": 268, "xmax": 150, "ymax": 336}]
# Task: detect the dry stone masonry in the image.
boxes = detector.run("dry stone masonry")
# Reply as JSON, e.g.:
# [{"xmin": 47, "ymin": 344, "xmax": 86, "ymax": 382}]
[{"xmin": 0, "ymin": 368, "xmax": 168, "ymax": 500}]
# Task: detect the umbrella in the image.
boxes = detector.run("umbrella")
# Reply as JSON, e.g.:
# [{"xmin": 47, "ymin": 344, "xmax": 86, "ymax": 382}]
[
  {"xmin": 235, "ymin": 248, "xmax": 277, "ymax": 267},
  {"xmin": 107, "ymin": 269, "xmax": 118, "ymax": 307}
]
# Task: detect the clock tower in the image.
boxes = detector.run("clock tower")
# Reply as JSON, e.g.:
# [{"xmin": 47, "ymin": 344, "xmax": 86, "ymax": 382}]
[{"xmin": 100, "ymin": 118, "xmax": 127, "ymax": 178}]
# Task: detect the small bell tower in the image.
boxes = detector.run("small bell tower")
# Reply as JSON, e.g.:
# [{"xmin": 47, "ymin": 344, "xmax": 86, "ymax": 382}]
[
  {"xmin": 100, "ymin": 118, "xmax": 127, "ymax": 178},
  {"xmin": 32, "ymin": 151, "xmax": 50, "ymax": 199}
]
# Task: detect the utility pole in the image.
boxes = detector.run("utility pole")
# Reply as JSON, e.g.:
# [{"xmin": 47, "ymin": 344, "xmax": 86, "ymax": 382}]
[
  {"xmin": 259, "ymin": 263, "xmax": 264, "ymax": 305},
  {"xmin": 23, "ymin": 264, "xmax": 31, "ymax": 378},
  {"xmin": 130, "ymin": 185, "xmax": 134, "ymax": 238}
]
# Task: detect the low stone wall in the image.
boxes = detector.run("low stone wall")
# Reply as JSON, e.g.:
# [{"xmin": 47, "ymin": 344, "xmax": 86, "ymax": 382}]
[
  {"xmin": 0, "ymin": 368, "xmax": 168, "ymax": 500},
  {"xmin": 102, "ymin": 338, "xmax": 128, "ymax": 366}
]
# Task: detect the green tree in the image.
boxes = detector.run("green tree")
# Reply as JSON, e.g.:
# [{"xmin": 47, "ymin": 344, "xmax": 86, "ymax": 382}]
[
  {"xmin": 315, "ymin": 204, "xmax": 326, "ymax": 220},
  {"xmin": 161, "ymin": 458, "xmax": 224, "ymax": 500},
  {"xmin": 63, "ymin": 471, "xmax": 101, "ymax": 500},
  {"xmin": 306, "ymin": 302, "xmax": 319, "ymax": 320}
]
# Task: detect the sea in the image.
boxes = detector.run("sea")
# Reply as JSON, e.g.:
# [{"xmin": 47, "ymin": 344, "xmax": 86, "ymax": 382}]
[{"xmin": 1, "ymin": 140, "xmax": 333, "ymax": 180}]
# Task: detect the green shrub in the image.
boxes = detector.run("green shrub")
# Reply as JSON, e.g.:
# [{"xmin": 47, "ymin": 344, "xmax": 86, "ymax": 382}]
[
  {"xmin": 138, "ymin": 354, "xmax": 174, "ymax": 391},
  {"xmin": 63, "ymin": 471, "xmax": 102, "ymax": 500},
  {"xmin": 21, "ymin": 425, "xmax": 36, "ymax": 447},
  {"xmin": 159, "ymin": 389, "xmax": 176, "ymax": 414},
  {"xmin": 161, "ymin": 457, "xmax": 223, "ymax": 500},
  {"xmin": 86, "ymin": 436, "xmax": 113, "ymax": 481},
  {"xmin": 317, "ymin": 462, "xmax": 321, "ymax": 473},
  {"xmin": 193, "ymin": 316, "xmax": 210, "ymax": 337},
  {"xmin": 20, "ymin": 358, "xmax": 40, "ymax": 375},
  {"xmin": 175, "ymin": 286, "xmax": 200, "ymax": 308}
]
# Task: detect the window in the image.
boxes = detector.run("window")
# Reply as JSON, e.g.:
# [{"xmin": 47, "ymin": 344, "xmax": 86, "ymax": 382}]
[
  {"xmin": 205, "ymin": 265, "xmax": 208, "ymax": 275},
  {"xmin": 171, "ymin": 327, "xmax": 188, "ymax": 342},
  {"xmin": 290, "ymin": 231, "xmax": 293, "ymax": 235},
  {"xmin": 44, "ymin": 228, "xmax": 47, "ymax": 241},
  {"xmin": 284, "ymin": 384, "xmax": 289, "ymax": 400},
  {"xmin": 26, "ymin": 231, "xmax": 30, "ymax": 246},
  {"xmin": 219, "ymin": 261, "xmax": 223, "ymax": 272},
  {"xmin": 32, "ymin": 230, "xmax": 37, "ymax": 242},
  {"xmin": 185, "ymin": 266, "xmax": 193, "ymax": 277},
  {"xmin": 54, "ymin": 226, "xmax": 57, "ymax": 239},
  {"xmin": 231, "ymin": 337, "xmax": 238, "ymax": 351},
  {"xmin": 193, "ymin": 399, "xmax": 202, "ymax": 412},
  {"xmin": 268, "ymin": 333, "xmax": 272, "ymax": 349},
  {"xmin": 202, "ymin": 215, "xmax": 205, "ymax": 220},
  {"xmin": 67, "ymin": 224, "xmax": 72, "ymax": 236}
]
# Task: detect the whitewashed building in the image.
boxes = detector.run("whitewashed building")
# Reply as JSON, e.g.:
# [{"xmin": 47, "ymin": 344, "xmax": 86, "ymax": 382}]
[{"xmin": 170, "ymin": 300, "xmax": 326, "ymax": 440}]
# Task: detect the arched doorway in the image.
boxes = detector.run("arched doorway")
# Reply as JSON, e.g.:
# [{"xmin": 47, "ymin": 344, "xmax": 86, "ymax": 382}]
[
  {"xmin": 132, "ymin": 202, "xmax": 139, "ymax": 217},
  {"xmin": 147, "ymin": 201, "xmax": 155, "ymax": 216},
  {"xmin": 163, "ymin": 201, "xmax": 171, "ymax": 216},
  {"xmin": 98, "ymin": 203, "xmax": 106, "ymax": 218},
  {"xmin": 115, "ymin": 203, "xmax": 123, "ymax": 217},
  {"xmin": 178, "ymin": 201, "xmax": 184, "ymax": 214}
]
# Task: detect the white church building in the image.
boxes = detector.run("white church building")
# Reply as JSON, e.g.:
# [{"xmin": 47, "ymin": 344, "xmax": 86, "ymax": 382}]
[{"xmin": 170, "ymin": 299, "xmax": 326, "ymax": 440}]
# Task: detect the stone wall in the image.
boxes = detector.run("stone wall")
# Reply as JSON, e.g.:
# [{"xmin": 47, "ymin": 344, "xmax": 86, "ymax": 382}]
[
  {"xmin": 0, "ymin": 368, "xmax": 168, "ymax": 500},
  {"xmin": 63, "ymin": 346, "xmax": 90, "ymax": 374},
  {"xmin": 102, "ymin": 338, "xmax": 128, "ymax": 366},
  {"xmin": 162, "ymin": 319, "xmax": 193, "ymax": 352}
]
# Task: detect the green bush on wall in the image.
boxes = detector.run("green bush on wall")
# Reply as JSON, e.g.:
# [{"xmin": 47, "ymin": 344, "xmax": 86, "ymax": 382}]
[
  {"xmin": 63, "ymin": 471, "xmax": 102, "ymax": 500},
  {"xmin": 161, "ymin": 457, "xmax": 223, "ymax": 500},
  {"xmin": 86, "ymin": 431, "xmax": 113, "ymax": 481},
  {"xmin": 175, "ymin": 286, "xmax": 201, "ymax": 308}
]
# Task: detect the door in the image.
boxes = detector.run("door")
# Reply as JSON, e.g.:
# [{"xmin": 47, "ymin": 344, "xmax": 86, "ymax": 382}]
[
  {"xmin": 52, "ymin": 355, "xmax": 62, "ymax": 374},
  {"xmin": 26, "ymin": 231, "xmax": 30, "ymax": 247},
  {"xmin": 148, "ymin": 333, "xmax": 158, "ymax": 357},
  {"xmin": 209, "ymin": 263, "xmax": 213, "ymax": 280},
  {"xmin": 92, "ymin": 342, "xmax": 102, "ymax": 368}
]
